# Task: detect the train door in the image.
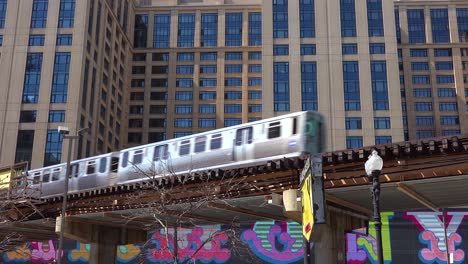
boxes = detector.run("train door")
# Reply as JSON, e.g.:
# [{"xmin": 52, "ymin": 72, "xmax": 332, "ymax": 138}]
[{"xmin": 234, "ymin": 127, "xmax": 254, "ymax": 161}]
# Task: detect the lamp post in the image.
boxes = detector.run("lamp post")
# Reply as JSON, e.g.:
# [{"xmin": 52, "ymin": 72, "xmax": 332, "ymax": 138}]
[
  {"xmin": 56, "ymin": 127, "xmax": 87, "ymax": 264},
  {"xmin": 364, "ymin": 150, "xmax": 384, "ymax": 264}
]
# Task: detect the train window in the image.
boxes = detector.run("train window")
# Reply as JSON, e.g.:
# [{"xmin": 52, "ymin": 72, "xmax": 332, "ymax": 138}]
[
  {"xmin": 42, "ymin": 172, "xmax": 50, "ymax": 183},
  {"xmin": 210, "ymin": 134, "xmax": 222, "ymax": 150},
  {"xmin": 122, "ymin": 152, "xmax": 129, "ymax": 168},
  {"xmin": 133, "ymin": 150, "xmax": 144, "ymax": 164},
  {"xmin": 71, "ymin": 164, "xmax": 79, "ymax": 177},
  {"xmin": 111, "ymin": 158, "xmax": 119, "ymax": 172},
  {"xmin": 51, "ymin": 168, "xmax": 61, "ymax": 181},
  {"xmin": 154, "ymin": 145, "xmax": 169, "ymax": 161},
  {"xmin": 86, "ymin": 161, "xmax": 96, "ymax": 175},
  {"xmin": 195, "ymin": 136, "xmax": 206, "ymax": 153},
  {"xmin": 179, "ymin": 140, "xmax": 191, "ymax": 156},
  {"xmin": 268, "ymin": 122, "xmax": 281, "ymax": 139},
  {"xmin": 292, "ymin": 117, "xmax": 298, "ymax": 135},
  {"xmin": 235, "ymin": 127, "xmax": 253, "ymax": 146},
  {"xmin": 33, "ymin": 175, "xmax": 40, "ymax": 184},
  {"xmin": 99, "ymin": 157, "xmax": 107, "ymax": 173}
]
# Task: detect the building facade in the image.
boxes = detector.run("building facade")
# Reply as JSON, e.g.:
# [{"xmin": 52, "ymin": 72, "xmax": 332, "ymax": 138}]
[{"xmin": 1, "ymin": 0, "xmax": 468, "ymax": 169}]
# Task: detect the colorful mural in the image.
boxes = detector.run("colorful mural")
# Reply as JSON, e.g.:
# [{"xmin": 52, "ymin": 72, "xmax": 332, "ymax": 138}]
[{"xmin": 3, "ymin": 210, "xmax": 468, "ymax": 264}]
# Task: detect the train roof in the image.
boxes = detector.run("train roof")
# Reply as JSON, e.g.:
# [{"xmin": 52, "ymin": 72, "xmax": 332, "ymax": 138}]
[{"xmin": 120, "ymin": 111, "xmax": 317, "ymax": 152}]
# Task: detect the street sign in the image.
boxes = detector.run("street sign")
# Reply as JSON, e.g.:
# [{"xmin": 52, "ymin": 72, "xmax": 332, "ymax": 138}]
[{"xmin": 301, "ymin": 173, "xmax": 313, "ymax": 241}]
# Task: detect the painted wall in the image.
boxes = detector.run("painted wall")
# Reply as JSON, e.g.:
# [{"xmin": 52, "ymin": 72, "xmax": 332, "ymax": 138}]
[{"xmin": 2, "ymin": 210, "xmax": 468, "ymax": 264}]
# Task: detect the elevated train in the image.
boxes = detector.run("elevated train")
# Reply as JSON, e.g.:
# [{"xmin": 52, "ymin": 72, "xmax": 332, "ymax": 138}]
[{"xmin": 24, "ymin": 111, "xmax": 325, "ymax": 198}]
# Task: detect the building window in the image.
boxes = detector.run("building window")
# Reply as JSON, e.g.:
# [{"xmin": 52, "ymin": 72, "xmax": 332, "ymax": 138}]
[
  {"xmin": 224, "ymin": 118, "xmax": 241, "ymax": 127},
  {"xmin": 346, "ymin": 136, "xmax": 363, "ymax": 149},
  {"xmin": 199, "ymin": 78, "xmax": 217, "ymax": 87},
  {"xmin": 200, "ymin": 65, "xmax": 217, "ymax": 74},
  {"xmin": 248, "ymin": 104, "xmax": 262, "ymax": 113},
  {"xmin": 412, "ymin": 75, "xmax": 430, "ymax": 84},
  {"xmin": 176, "ymin": 65, "xmax": 194, "ymax": 74},
  {"xmin": 440, "ymin": 116, "xmax": 459, "ymax": 125},
  {"xmin": 248, "ymin": 64, "xmax": 262, "ymax": 73},
  {"xmin": 367, "ymin": 0, "xmax": 384, "ymax": 37},
  {"xmin": 31, "ymin": 0, "xmax": 48, "ymax": 28},
  {"xmin": 44, "ymin": 130, "xmax": 63, "ymax": 166},
  {"xmin": 174, "ymin": 118, "xmax": 192, "ymax": 128},
  {"xmin": 375, "ymin": 136, "xmax": 392, "ymax": 144},
  {"xmin": 434, "ymin": 48, "xmax": 452, "ymax": 57},
  {"xmin": 411, "ymin": 62, "xmax": 429, "ymax": 71},
  {"xmin": 395, "ymin": 8, "xmax": 401, "ymax": 43},
  {"xmin": 175, "ymin": 91, "xmax": 193, "ymax": 100},
  {"xmin": 343, "ymin": 61, "xmax": 360, "ymax": 111},
  {"xmin": 301, "ymin": 62, "xmax": 317, "ymax": 111},
  {"xmin": 201, "ymin": 52, "xmax": 217, "ymax": 61},
  {"xmin": 127, "ymin": 133, "xmax": 142, "ymax": 143},
  {"xmin": 249, "ymin": 52, "xmax": 261, "ymax": 60},
  {"xmin": 176, "ymin": 78, "xmax": 193, "ymax": 88},
  {"xmin": 200, "ymin": 13, "xmax": 218, "ymax": 47},
  {"xmin": 274, "ymin": 62, "xmax": 289, "ymax": 112},
  {"xmin": 340, "ymin": 0, "xmax": 356, "ymax": 37},
  {"xmin": 273, "ymin": 45, "xmax": 289, "ymax": 56},
  {"xmin": 374, "ymin": 117, "xmax": 391, "ymax": 129},
  {"xmin": 371, "ymin": 61, "xmax": 389, "ymax": 110},
  {"xmin": 457, "ymin": 9, "xmax": 468, "ymax": 42},
  {"xmin": 225, "ymin": 78, "xmax": 242, "ymax": 86},
  {"xmin": 29, "ymin": 35, "xmax": 45, "ymax": 46},
  {"xmin": 0, "ymin": 0, "xmax": 7, "ymax": 28},
  {"xmin": 15, "ymin": 130, "xmax": 34, "ymax": 163},
  {"xmin": 416, "ymin": 130, "xmax": 434, "ymax": 139},
  {"xmin": 175, "ymin": 105, "xmax": 192, "ymax": 114},
  {"xmin": 300, "ymin": 0, "xmax": 315, "ymax": 38},
  {"xmin": 342, "ymin": 44, "xmax": 358, "ymax": 55},
  {"xmin": 19, "ymin": 111, "xmax": 37, "ymax": 123},
  {"xmin": 58, "ymin": 0, "xmax": 75, "ymax": 28},
  {"xmin": 199, "ymin": 118, "xmax": 216, "ymax": 128},
  {"xmin": 369, "ymin": 43, "xmax": 385, "ymax": 54},
  {"xmin": 249, "ymin": 91, "xmax": 262, "ymax": 99},
  {"xmin": 225, "ymin": 13, "xmax": 242, "ymax": 46},
  {"xmin": 225, "ymin": 64, "xmax": 243, "ymax": 73},
  {"xmin": 199, "ymin": 104, "xmax": 216, "ymax": 113},
  {"xmin": 56, "ymin": 34, "xmax": 73, "ymax": 46},
  {"xmin": 177, "ymin": 52, "xmax": 194, "ymax": 61},
  {"xmin": 153, "ymin": 14, "xmax": 170, "ymax": 48},
  {"xmin": 224, "ymin": 104, "xmax": 242, "ymax": 113},
  {"xmin": 148, "ymin": 132, "xmax": 166, "ymax": 143},
  {"xmin": 178, "ymin": 13, "xmax": 195, "ymax": 47},
  {"xmin": 435, "ymin": 61, "xmax": 453, "ymax": 70},
  {"xmin": 439, "ymin": 102, "xmax": 458, "ymax": 111},
  {"xmin": 50, "ymin": 52, "xmax": 71, "ymax": 103},
  {"xmin": 134, "ymin": 14, "xmax": 148, "ymax": 48},
  {"xmin": 300, "ymin": 44, "xmax": 316, "ymax": 55},
  {"xmin": 431, "ymin": 9, "xmax": 449, "ymax": 43},
  {"xmin": 273, "ymin": 0, "xmax": 288, "ymax": 38},
  {"xmin": 407, "ymin": 9, "xmax": 426, "ymax": 44},
  {"xmin": 414, "ymin": 102, "xmax": 432, "ymax": 111},
  {"xmin": 22, "ymin": 53, "xmax": 43, "ymax": 104},
  {"xmin": 410, "ymin": 49, "xmax": 428, "ymax": 57},
  {"xmin": 225, "ymin": 52, "xmax": 242, "ymax": 60},
  {"xmin": 174, "ymin": 132, "xmax": 191, "ymax": 138},
  {"xmin": 436, "ymin": 75, "xmax": 454, "ymax": 84},
  {"xmin": 345, "ymin": 117, "xmax": 362, "ymax": 130},
  {"xmin": 153, "ymin": 52, "xmax": 169, "ymax": 61},
  {"xmin": 249, "ymin": 12, "xmax": 262, "ymax": 46},
  {"xmin": 413, "ymin": 88, "xmax": 432, "ymax": 98},
  {"xmin": 415, "ymin": 116, "xmax": 433, "ymax": 126},
  {"xmin": 48, "ymin": 110, "xmax": 65, "ymax": 122},
  {"xmin": 249, "ymin": 77, "xmax": 262, "ymax": 86},
  {"xmin": 443, "ymin": 130, "xmax": 460, "ymax": 136},
  {"xmin": 199, "ymin": 91, "xmax": 216, "ymax": 100},
  {"xmin": 131, "ymin": 79, "xmax": 145, "ymax": 87},
  {"xmin": 225, "ymin": 91, "xmax": 242, "ymax": 100},
  {"xmin": 133, "ymin": 53, "xmax": 146, "ymax": 62},
  {"xmin": 438, "ymin": 88, "xmax": 456, "ymax": 97}
]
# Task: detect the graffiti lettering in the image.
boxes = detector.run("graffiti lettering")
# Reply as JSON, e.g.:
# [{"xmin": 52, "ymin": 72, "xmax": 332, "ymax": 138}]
[{"xmin": 30, "ymin": 240, "xmax": 58, "ymax": 263}]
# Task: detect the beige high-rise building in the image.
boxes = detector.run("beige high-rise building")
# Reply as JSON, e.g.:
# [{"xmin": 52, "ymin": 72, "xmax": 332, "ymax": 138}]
[
  {"xmin": 2, "ymin": 0, "xmax": 468, "ymax": 170},
  {"xmin": 0, "ymin": 0, "xmax": 134, "ymax": 169}
]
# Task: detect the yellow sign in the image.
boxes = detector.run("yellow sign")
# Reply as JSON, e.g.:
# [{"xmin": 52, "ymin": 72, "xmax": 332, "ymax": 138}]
[
  {"xmin": 0, "ymin": 169, "xmax": 12, "ymax": 190},
  {"xmin": 301, "ymin": 173, "xmax": 314, "ymax": 241}
]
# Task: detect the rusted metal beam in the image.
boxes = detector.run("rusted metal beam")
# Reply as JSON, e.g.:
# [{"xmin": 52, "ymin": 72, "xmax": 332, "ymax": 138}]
[
  {"xmin": 207, "ymin": 201, "xmax": 288, "ymax": 221},
  {"xmin": 396, "ymin": 183, "xmax": 439, "ymax": 212}
]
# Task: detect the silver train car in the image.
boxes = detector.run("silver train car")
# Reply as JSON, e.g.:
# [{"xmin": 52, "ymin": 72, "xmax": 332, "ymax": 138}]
[{"xmin": 24, "ymin": 111, "xmax": 324, "ymax": 199}]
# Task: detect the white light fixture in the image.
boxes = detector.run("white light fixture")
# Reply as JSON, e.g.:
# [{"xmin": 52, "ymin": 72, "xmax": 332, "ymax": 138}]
[{"xmin": 365, "ymin": 150, "xmax": 383, "ymax": 176}]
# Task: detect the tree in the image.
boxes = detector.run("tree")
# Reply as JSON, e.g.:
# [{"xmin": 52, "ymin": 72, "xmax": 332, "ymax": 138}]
[{"xmin": 118, "ymin": 159, "xmax": 263, "ymax": 264}]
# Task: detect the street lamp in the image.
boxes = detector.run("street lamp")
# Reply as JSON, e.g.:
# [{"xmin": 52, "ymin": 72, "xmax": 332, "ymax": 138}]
[
  {"xmin": 56, "ymin": 126, "xmax": 88, "ymax": 264},
  {"xmin": 364, "ymin": 150, "xmax": 384, "ymax": 264}
]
